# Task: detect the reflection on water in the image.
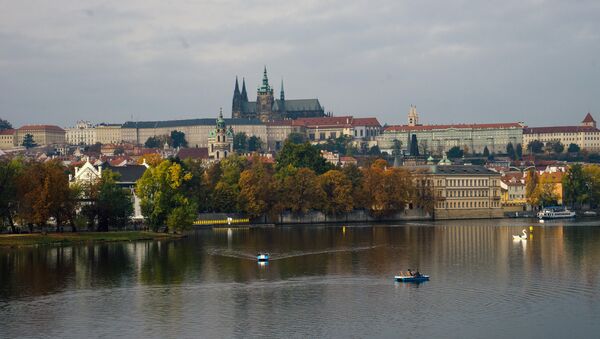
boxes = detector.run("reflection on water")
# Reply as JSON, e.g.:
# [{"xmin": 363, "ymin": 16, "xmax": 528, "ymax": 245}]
[{"xmin": 1, "ymin": 219, "xmax": 600, "ymax": 338}]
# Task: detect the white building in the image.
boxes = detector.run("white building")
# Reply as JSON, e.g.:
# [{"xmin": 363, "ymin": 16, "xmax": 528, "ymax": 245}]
[{"xmin": 66, "ymin": 121, "xmax": 97, "ymax": 145}]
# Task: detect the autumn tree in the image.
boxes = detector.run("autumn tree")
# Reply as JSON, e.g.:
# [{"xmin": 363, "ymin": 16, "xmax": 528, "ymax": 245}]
[
  {"xmin": 138, "ymin": 153, "xmax": 162, "ymax": 166},
  {"xmin": 238, "ymin": 156, "xmax": 274, "ymax": 218},
  {"xmin": 0, "ymin": 158, "xmax": 24, "ymax": 232},
  {"xmin": 280, "ymin": 168, "xmax": 325, "ymax": 214},
  {"xmin": 318, "ymin": 170, "xmax": 354, "ymax": 215}
]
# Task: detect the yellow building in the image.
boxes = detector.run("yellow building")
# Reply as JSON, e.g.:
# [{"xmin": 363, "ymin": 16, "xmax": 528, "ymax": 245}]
[
  {"xmin": 409, "ymin": 165, "xmax": 504, "ymax": 219},
  {"xmin": 500, "ymin": 173, "xmax": 527, "ymax": 212},
  {"xmin": 523, "ymin": 113, "xmax": 600, "ymax": 152},
  {"xmin": 16, "ymin": 125, "xmax": 65, "ymax": 146},
  {"xmin": 0, "ymin": 129, "xmax": 16, "ymax": 149},
  {"xmin": 96, "ymin": 124, "xmax": 123, "ymax": 145}
]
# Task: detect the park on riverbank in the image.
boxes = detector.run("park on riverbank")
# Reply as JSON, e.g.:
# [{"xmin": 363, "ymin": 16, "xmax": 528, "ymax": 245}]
[{"xmin": 0, "ymin": 231, "xmax": 184, "ymax": 248}]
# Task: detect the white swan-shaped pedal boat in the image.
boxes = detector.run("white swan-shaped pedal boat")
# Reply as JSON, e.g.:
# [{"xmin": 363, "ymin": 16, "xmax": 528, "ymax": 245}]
[{"xmin": 513, "ymin": 229, "xmax": 528, "ymax": 240}]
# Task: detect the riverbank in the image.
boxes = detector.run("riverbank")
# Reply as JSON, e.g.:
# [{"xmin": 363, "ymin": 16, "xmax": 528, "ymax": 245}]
[{"xmin": 0, "ymin": 231, "xmax": 185, "ymax": 248}]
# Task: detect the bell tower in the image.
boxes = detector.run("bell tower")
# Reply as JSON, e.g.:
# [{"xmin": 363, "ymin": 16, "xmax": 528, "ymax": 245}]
[
  {"xmin": 256, "ymin": 66, "xmax": 275, "ymax": 122},
  {"xmin": 408, "ymin": 105, "xmax": 419, "ymax": 126}
]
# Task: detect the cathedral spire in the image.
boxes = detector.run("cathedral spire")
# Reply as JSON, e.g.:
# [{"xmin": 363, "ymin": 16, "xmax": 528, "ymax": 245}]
[
  {"xmin": 234, "ymin": 76, "xmax": 240, "ymax": 96},
  {"xmin": 258, "ymin": 66, "xmax": 272, "ymax": 94},
  {"xmin": 241, "ymin": 77, "xmax": 248, "ymax": 101},
  {"xmin": 280, "ymin": 78, "xmax": 285, "ymax": 101}
]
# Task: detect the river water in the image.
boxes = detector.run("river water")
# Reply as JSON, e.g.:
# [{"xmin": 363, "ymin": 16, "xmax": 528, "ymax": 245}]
[{"xmin": 1, "ymin": 219, "xmax": 599, "ymax": 338}]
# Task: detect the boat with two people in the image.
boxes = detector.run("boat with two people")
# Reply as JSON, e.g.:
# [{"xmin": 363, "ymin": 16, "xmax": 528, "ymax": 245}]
[
  {"xmin": 537, "ymin": 206, "xmax": 576, "ymax": 220},
  {"xmin": 395, "ymin": 269, "xmax": 430, "ymax": 282}
]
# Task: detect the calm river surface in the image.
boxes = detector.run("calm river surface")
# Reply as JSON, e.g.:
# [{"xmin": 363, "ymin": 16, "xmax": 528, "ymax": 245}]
[{"xmin": 1, "ymin": 219, "xmax": 600, "ymax": 338}]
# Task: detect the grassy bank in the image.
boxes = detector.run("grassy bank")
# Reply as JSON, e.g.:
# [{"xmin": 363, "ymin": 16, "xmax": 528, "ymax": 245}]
[{"xmin": 0, "ymin": 231, "xmax": 184, "ymax": 248}]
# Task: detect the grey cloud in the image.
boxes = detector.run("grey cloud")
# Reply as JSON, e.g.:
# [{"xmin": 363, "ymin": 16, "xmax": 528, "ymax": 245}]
[{"xmin": 0, "ymin": 0, "xmax": 599, "ymax": 127}]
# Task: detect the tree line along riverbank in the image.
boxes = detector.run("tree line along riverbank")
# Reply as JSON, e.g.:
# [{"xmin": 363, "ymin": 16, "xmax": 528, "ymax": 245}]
[{"xmin": 0, "ymin": 231, "xmax": 184, "ymax": 248}]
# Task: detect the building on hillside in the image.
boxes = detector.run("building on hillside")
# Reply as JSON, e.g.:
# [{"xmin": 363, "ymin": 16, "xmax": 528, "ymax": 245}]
[
  {"xmin": 232, "ymin": 67, "xmax": 326, "ymax": 122},
  {"xmin": 208, "ymin": 110, "xmax": 233, "ymax": 161},
  {"xmin": 377, "ymin": 106, "xmax": 524, "ymax": 156},
  {"xmin": 66, "ymin": 121, "xmax": 97, "ymax": 145},
  {"xmin": 408, "ymin": 165, "xmax": 503, "ymax": 219},
  {"xmin": 0, "ymin": 129, "xmax": 16, "ymax": 149},
  {"xmin": 291, "ymin": 116, "xmax": 382, "ymax": 144},
  {"xmin": 95, "ymin": 124, "xmax": 122, "ymax": 145},
  {"xmin": 121, "ymin": 117, "xmax": 266, "ymax": 149},
  {"xmin": 176, "ymin": 147, "xmax": 209, "ymax": 162},
  {"xmin": 523, "ymin": 113, "xmax": 600, "ymax": 153},
  {"xmin": 16, "ymin": 125, "xmax": 65, "ymax": 146},
  {"xmin": 265, "ymin": 120, "xmax": 294, "ymax": 151}
]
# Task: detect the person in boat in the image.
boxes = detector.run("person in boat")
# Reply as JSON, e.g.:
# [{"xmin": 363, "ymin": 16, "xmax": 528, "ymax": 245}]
[
  {"xmin": 407, "ymin": 269, "xmax": 413, "ymax": 276},
  {"xmin": 414, "ymin": 269, "xmax": 421, "ymax": 278}
]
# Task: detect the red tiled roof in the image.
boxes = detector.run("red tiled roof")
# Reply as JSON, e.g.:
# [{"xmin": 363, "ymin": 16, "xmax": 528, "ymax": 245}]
[
  {"xmin": 0, "ymin": 129, "xmax": 15, "ymax": 135},
  {"xmin": 385, "ymin": 122, "xmax": 523, "ymax": 132},
  {"xmin": 292, "ymin": 116, "xmax": 381, "ymax": 128},
  {"xmin": 177, "ymin": 147, "xmax": 209, "ymax": 160},
  {"xmin": 18, "ymin": 125, "xmax": 65, "ymax": 132},
  {"xmin": 266, "ymin": 120, "xmax": 293, "ymax": 126},
  {"xmin": 523, "ymin": 126, "xmax": 599, "ymax": 134},
  {"xmin": 582, "ymin": 113, "xmax": 596, "ymax": 123},
  {"xmin": 340, "ymin": 156, "xmax": 357, "ymax": 162},
  {"xmin": 352, "ymin": 117, "xmax": 381, "ymax": 127}
]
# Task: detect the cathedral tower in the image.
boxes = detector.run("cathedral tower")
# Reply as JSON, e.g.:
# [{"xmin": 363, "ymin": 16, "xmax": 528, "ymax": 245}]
[
  {"xmin": 232, "ymin": 77, "xmax": 242, "ymax": 118},
  {"xmin": 408, "ymin": 105, "xmax": 419, "ymax": 126},
  {"xmin": 257, "ymin": 66, "xmax": 275, "ymax": 122}
]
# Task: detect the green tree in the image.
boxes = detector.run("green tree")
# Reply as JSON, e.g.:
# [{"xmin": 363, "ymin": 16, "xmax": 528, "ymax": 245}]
[
  {"xmin": 516, "ymin": 143, "xmax": 523, "ymax": 160},
  {"xmin": 527, "ymin": 140, "xmax": 544, "ymax": 154},
  {"xmin": 276, "ymin": 140, "xmax": 333, "ymax": 175},
  {"xmin": 0, "ymin": 118, "xmax": 12, "ymax": 131},
  {"xmin": 145, "ymin": 136, "xmax": 161, "ymax": 148},
  {"xmin": 551, "ymin": 141, "xmax": 564, "ymax": 154},
  {"xmin": 567, "ymin": 143, "xmax": 580, "ymax": 153},
  {"xmin": 0, "ymin": 158, "xmax": 24, "ymax": 232},
  {"xmin": 92, "ymin": 170, "xmax": 134, "ymax": 231},
  {"xmin": 562, "ymin": 164, "xmax": 587, "ymax": 209},
  {"xmin": 506, "ymin": 142, "xmax": 516, "ymax": 160},
  {"xmin": 368, "ymin": 145, "xmax": 381, "ymax": 156},
  {"xmin": 22, "ymin": 133, "xmax": 37, "ymax": 149},
  {"xmin": 286, "ymin": 132, "xmax": 307, "ymax": 144},
  {"xmin": 447, "ymin": 146, "xmax": 464, "ymax": 159},
  {"xmin": 318, "ymin": 170, "xmax": 354, "ymax": 215},
  {"xmin": 409, "ymin": 134, "xmax": 419, "ymax": 156},
  {"xmin": 170, "ymin": 130, "xmax": 188, "ymax": 148},
  {"xmin": 248, "ymin": 136, "xmax": 263, "ymax": 152},
  {"xmin": 233, "ymin": 132, "xmax": 248, "ymax": 152},
  {"xmin": 136, "ymin": 160, "xmax": 196, "ymax": 232},
  {"xmin": 392, "ymin": 139, "xmax": 402, "ymax": 156},
  {"xmin": 483, "ymin": 146, "xmax": 490, "ymax": 158}
]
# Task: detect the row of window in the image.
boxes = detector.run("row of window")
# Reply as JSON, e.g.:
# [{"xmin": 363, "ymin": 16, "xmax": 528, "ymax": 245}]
[
  {"xmin": 436, "ymin": 201, "xmax": 500, "ymax": 209},
  {"xmin": 447, "ymin": 190, "xmax": 493, "ymax": 198},
  {"xmin": 447, "ymin": 179, "xmax": 496, "ymax": 187}
]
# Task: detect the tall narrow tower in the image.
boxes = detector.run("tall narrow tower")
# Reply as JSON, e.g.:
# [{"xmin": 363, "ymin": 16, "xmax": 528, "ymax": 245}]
[
  {"xmin": 232, "ymin": 77, "xmax": 242, "ymax": 118},
  {"xmin": 256, "ymin": 66, "xmax": 275, "ymax": 122},
  {"xmin": 408, "ymin": 105, "xmax": 419, "ymax": 126}
]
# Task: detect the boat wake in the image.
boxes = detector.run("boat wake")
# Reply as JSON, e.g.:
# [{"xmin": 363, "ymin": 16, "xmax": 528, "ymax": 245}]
[{"xmin": 207, "ymin": 246, "xmax": 378, "ymax": 261}]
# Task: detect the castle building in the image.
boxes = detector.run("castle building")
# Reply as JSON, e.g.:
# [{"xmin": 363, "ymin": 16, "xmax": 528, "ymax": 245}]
[
  {"xmin": 232, "ymin": 67, "xmax": 326, "ymax": 122},
  {"xmin": 523, "ymin": 113, "xmax": 600, "ymax": 152},
  {"xmin": 208, "ymin": 109, "xmax": 233, "ymax": 160},
  {"xmin": 377, "ymin": 106, "xmax": 524, "ymax": 155}
]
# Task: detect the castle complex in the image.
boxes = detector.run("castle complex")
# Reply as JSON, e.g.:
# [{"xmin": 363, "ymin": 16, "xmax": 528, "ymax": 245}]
[{"xmin": 232, "ymin": 67, "xmax": 326, "ymax": 122}]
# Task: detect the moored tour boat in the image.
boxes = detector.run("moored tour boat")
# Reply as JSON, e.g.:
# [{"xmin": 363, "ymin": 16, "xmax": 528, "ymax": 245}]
[{"xmin": 537, "ymin": 207, "xmax": 576, "ymax": 220}]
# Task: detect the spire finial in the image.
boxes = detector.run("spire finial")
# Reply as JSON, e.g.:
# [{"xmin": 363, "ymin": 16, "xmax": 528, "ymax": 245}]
[{"xmin": 219, "ymin": 107, "xmax": 223, "ymax": 118}]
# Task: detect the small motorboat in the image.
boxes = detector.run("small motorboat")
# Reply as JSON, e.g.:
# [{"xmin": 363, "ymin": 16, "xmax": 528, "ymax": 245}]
[
  {"xmin": 257, "ymin": 253, "xmax": 270, "ymax": 262},
  {"xmin": 395, "ymin": 271, "xmax": 430, "ymax": 282}
]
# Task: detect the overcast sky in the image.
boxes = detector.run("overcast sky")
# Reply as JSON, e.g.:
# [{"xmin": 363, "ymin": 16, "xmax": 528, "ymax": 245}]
[{"xmin": 1, "ymin": 0, "xmax": 599, "ymax": 128}]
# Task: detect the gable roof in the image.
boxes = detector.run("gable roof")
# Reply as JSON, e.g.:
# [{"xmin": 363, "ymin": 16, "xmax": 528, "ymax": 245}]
[
  {"xmin": 18, "ymin": 125, "xmax": 65, "ymax": 133},
  {"xmin": 177, "ymin": 147, "xmax": 209, "ymax": 160},
  {"xmin": 105, "ymin": 165, "xmax": 147, "ymax": 183},
  {"xmin": 582, "ymin": 113, "xmax": 596, "ymax": 123}
]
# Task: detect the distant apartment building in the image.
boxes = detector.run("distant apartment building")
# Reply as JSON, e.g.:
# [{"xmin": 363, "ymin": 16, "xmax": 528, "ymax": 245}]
[
  {"xmin": 409, "ymin": 164, "xmax": 503, "ymax": 219},
  {"xmin": 96, "ymin": 124, "xmax": 123, "ymax": 145},
  {"xmin": 290, "ymin": 116, "xmax": 381, "ymax": 144},
  {"xmin": 523, "ymin": 113, "xmax": 600, "ymax": 152},
  {"xmin": 66, "ymin": 121, "xmax": 97, "ymax": 145},
  {"xmin": 0, "ymin": 129, "xmax": 16, "ymax": 149},
  {"xmin": 265, "ymin": 120, "xmax": 294, "ymax": 151},
  {"xmin": 378, "ymin": 106, "xmax": 524, "ymax": 155},
  {"xmin": 16, "ymin": 125, "xmax": 65, "ymax": 146}
]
